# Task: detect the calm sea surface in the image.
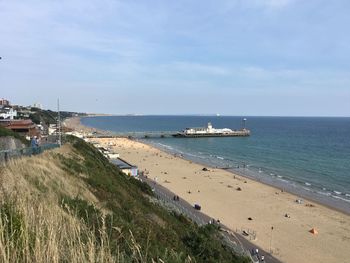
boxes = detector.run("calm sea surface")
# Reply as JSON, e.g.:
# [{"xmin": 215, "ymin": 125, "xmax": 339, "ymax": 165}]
[{"xmin": 81, "ymin": 116, "xmax": 350, "ymax": 212}]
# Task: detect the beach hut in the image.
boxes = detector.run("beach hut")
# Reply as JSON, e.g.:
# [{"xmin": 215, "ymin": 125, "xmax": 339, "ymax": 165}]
[
  {"xmin": 111, "ymin": 158, "xmax": 138, "ymax": 177},
  {"xmin": 309, "ymin": 228, "xmax": 318, "ymax": 235}
]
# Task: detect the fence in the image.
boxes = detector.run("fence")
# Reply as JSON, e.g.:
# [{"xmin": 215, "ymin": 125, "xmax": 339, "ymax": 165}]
[{"xmin": 0, "ymin": 143, "xmax": 60, "ymax": 163}]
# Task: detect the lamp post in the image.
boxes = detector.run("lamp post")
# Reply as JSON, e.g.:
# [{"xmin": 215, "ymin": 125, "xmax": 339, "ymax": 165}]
[
  {"xmin": 57, "ymin": 98, "xmax": 62, "ymax": 146},
  {"xmin": 242, "ymin": 118, "xmax": 247, "ymax": 130},
  {"xmin": 270, "ymin": 226, "xmax": 274, "ymax": 254}
]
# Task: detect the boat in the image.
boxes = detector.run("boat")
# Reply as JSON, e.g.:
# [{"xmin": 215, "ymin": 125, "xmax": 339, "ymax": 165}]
[{"xmin": 172, "ymin": 122, "xmax": 250, "ymax": 138}]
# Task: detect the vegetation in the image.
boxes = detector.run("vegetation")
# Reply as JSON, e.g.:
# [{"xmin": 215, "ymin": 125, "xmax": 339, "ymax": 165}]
[
  {"xmin": 0, "ymin": 126, "xmax": 29, "ymax": 146},
  {"xmin": 0, "ymin": 136, "xmax": 249, "ymax": 262},
  {"xmin": 28, "ymin": 107, "xmax": 85, "ymax": 125}
]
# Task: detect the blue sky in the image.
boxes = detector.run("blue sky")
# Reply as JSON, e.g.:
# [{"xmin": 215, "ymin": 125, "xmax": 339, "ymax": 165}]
[{"xmin": 0, "ymin": 0, "xmax": 349, "ymax": 116}]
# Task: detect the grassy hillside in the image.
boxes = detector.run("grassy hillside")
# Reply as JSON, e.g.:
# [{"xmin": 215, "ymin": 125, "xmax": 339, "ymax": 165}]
[{"xmin": 0, "ymin": 136, "xmax": 249, "ymax": 262}]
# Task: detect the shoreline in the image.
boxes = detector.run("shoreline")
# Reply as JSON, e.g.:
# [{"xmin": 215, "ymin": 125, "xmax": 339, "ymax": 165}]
[
  {"xmin": 146, "ymin": 140, "xmax": 350, "ymax": 216},
  {"xmin": 73, "ymin": 116, "xmax": 350, "ymax": 215},
  {"xmin": 65, "ymin": 116, "xmax": 350, "ymax": 263}
]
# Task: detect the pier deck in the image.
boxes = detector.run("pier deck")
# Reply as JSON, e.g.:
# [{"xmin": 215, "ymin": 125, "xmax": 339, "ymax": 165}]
[
  {"xmin": 87, "ymin": 130, "xmax": 250, "ymax": 139},
  {"xmin": 87, "ymin": 131, "xmax": 177, "ymax": 139}
]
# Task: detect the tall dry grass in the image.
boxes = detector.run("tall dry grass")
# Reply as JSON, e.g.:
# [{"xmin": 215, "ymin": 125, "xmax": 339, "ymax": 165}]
[
  {"xmin": 0, "ymin": 195, "xmax": 119, "ymax": 262},
  {"xmin": 0, "ymin": 146, "xmax": 151, "ymax": 263}
]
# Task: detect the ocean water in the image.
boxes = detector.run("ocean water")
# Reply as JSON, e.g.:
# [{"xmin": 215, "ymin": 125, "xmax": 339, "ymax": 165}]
[{"xmin": 81, "ymin": 116, "xmax": 350, "ymax": 212}]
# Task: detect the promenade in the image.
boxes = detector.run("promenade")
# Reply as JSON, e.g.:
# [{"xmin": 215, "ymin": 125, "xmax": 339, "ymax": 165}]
[{"xmin": 139, "ymin": 173, "xmax": 281, "ymax": 263}]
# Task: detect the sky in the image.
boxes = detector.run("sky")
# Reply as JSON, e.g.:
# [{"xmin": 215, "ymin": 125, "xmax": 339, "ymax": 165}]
[{"xmin": 0, "ymin": 0, "xmax": 349, "ymax": 116}]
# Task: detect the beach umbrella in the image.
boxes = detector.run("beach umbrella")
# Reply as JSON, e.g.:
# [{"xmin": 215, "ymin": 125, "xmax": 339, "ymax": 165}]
[{"xmin": 309, "ymin": 228, "xmax": 318, "ymax": 235}]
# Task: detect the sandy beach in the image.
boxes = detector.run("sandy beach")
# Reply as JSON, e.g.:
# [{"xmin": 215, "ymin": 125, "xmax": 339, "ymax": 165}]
[{"xmin": 65, "ymin": 118, "xmax": 350, "ymax": 263}]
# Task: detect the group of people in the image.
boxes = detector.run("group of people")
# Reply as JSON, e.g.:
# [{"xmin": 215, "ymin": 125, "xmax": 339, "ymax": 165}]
[{"xmin": 251, "ymin": 248, "xmax": 265, "ymax": 262}]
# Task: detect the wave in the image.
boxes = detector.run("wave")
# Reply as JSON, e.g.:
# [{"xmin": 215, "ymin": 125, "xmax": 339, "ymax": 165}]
[
  {"xmin": 277, "ymin": 178, "xmax": 289, "ymax": 183},
  {"xmin": 157, "ymin": 143, "xmax": 174, "ymax": 150},
  {"xmin": 148, "ymin": 139, "xmax": 350, "ymax": 209},
  {"xmin": 184, "ymin": 152, "xmax": 207, "ymax": 159},
  {"xmin": 317, "ymin": 191, "xmax": 332, "ymax": 197},
  {"xmin": 332, "ymin": 195, "xmax": 350, "ymax": 203}
]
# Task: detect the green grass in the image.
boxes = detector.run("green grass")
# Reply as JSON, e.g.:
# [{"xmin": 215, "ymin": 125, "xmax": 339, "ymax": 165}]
[
  {"xmin": 61, "ymin": 196, "xmax": 104, "ymax": 244},
  {"xmin": 59, "ymin": 136, "xmax": 250, "ymax": 262},
  {"xmin": 0, "ymin": 199, "xmax": 35, "ymax": 260},
  {"xmin": 0, "ymin": 201, "xmax": 25, "ymax": 246},
  {"xmin": 28, "ymin": 177, "xmax": 49, "ymax": 193}
]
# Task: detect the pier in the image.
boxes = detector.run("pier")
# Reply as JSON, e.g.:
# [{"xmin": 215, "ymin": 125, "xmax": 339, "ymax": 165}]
[
  {"xmin": 84, "ymin": 119, "xmax": 251, "ymax": 139},
  {"xmin": 87, "ymin": 130, "xmax": 178, "ymax": 139},
  {"xmin": 86, "ymin": 129, "xmax": 250, "ymax": 139}
]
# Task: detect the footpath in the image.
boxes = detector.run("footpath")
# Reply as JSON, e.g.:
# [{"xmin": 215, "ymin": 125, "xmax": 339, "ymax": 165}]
[
  {"xmin": 0, "ymin": 143, "xmax": 59, "ymax": 162},
  {"xmin": 139, "ymin": 173, "xmax": 281, "ymax": 263}
]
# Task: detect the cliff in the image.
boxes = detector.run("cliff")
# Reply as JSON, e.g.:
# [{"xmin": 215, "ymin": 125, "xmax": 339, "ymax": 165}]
[
  {"xmin": 0, "ymin": 136, "xmax": 25, "ymax": 151},
  {"xmin": 0, "ymin": 136, "xmax": 248, "ymax": 263},
  {"xmin": 0, "ymin": 126, "xmax": 27, "ymax": 151}
]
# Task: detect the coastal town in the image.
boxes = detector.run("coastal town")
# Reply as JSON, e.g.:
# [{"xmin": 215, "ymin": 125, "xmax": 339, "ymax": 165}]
[
  {"xmin": 0, "ymin": 98, "xmax": 139, "ymax": 178},
  {"xmin": 0, "ymin": 97, "xmax": 63, "ymax": 139}
]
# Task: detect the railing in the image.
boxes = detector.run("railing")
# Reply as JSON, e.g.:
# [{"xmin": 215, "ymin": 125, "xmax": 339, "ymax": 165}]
[
  {"xmin": 87, "ymin": 131, "xmax": 178, "ymax": 139},
  {"xmin": 0, "ymin": 143, "xmax": 60, "ymax": 162}
]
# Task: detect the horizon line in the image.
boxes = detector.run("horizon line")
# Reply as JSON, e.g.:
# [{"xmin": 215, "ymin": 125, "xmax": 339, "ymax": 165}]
[{"xmin": 77, "ymin": 113, "xmax": 350, "ymax": 118}]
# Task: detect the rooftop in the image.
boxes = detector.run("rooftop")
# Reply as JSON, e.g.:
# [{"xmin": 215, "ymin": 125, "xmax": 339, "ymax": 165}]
[
  {"xmin": 0, "ymin": 119, "xmax": 36, "ymax": 129},
  {"xmin": 111, "ymin": 158, "xmax": 137, "ymax": 170}
]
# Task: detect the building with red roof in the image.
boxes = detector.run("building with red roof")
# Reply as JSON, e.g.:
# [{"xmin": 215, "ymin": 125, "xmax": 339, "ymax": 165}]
[{"xmin": 0, "ymin": 119, "xmax": 40, "ymax": 137}]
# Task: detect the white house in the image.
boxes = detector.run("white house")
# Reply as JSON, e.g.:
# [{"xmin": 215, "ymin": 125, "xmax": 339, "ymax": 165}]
[
  {"xmin": 0, "ymin": 107, "xmax": 17, "ymax": 120},
  {"xmin": 33, "ymin": 102, "xmax": 43, "ymax": 109}
]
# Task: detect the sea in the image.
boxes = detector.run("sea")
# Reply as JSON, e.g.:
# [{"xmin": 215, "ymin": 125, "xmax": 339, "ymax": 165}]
[{"xmin": 81, "ymin": 115, "xmax": 350, "ymax": 213}]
